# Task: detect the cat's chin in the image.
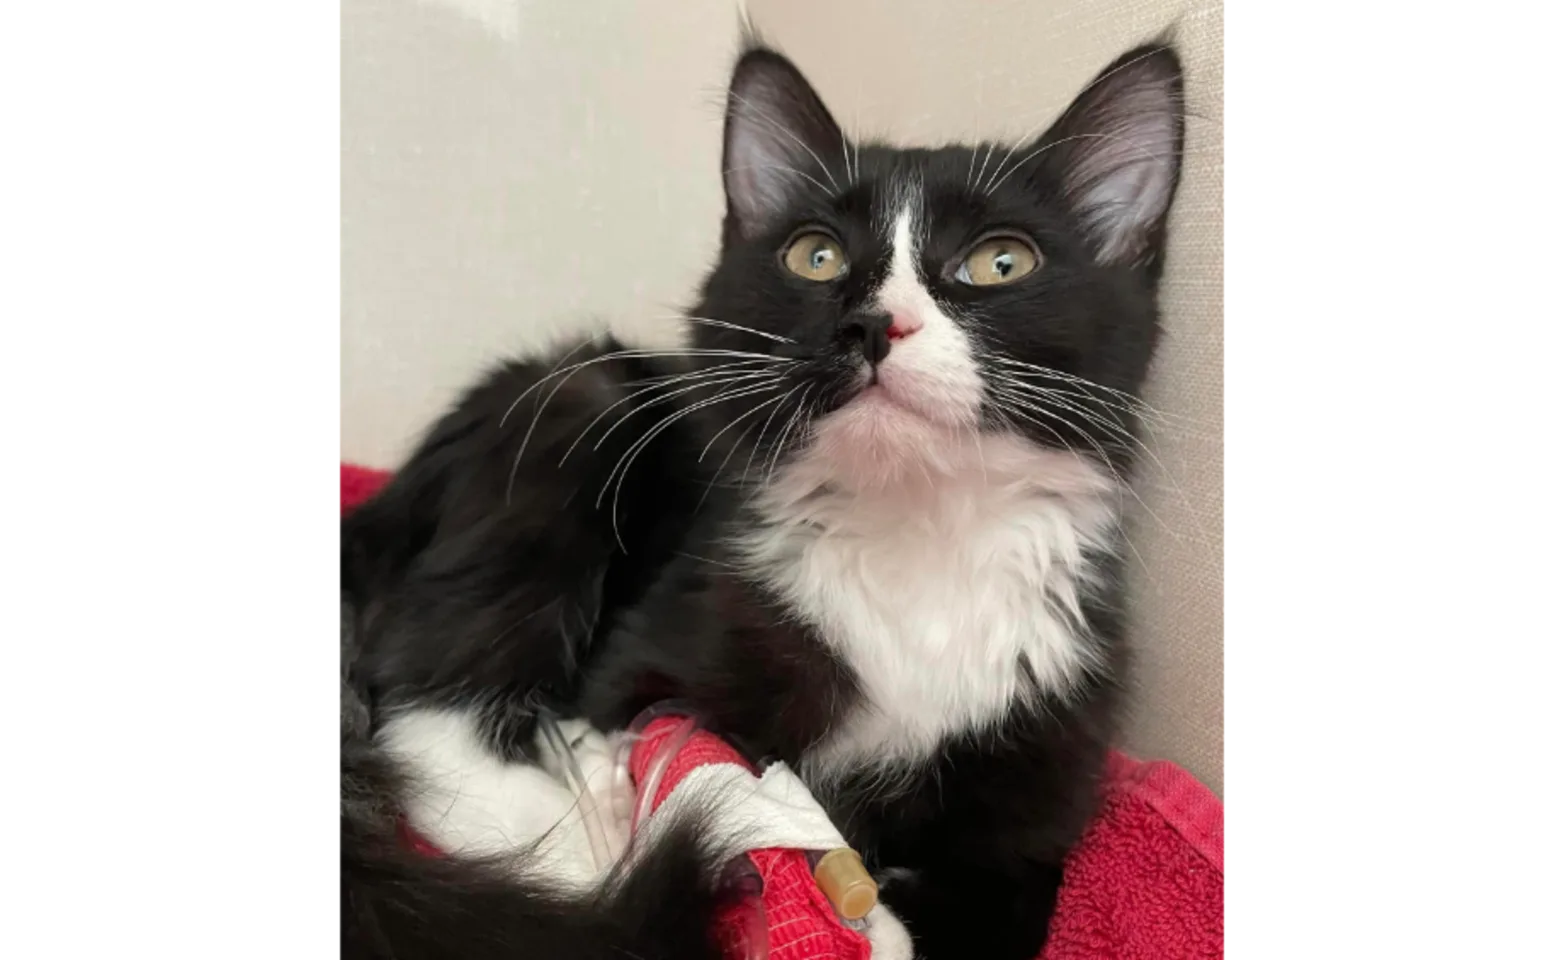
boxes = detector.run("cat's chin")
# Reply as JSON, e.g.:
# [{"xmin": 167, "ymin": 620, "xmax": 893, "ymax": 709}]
[
  {"xmin": 851, "ymin": 384, "xmax": 921, "ymax": 417},
  {"xmin": 802, "ymin": 391, "xmax": 967, "ymax": 492}
]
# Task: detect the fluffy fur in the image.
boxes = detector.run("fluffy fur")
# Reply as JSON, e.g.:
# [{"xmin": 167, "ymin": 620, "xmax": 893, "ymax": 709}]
[{"xmin": 342, "ymin": 37, "xmax": 1185, "ymax": 960}]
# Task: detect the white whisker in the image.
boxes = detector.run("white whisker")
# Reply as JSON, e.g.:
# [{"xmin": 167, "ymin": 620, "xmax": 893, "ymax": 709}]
[
  {"xmin": 668, "ymin": 315, "xmax": 797, "ymax": 345},
  {"xmin": 503, "ymin": 348, "xmax": 793, "ymax": 503},
  {"xmin": 989, "ymin": 388, "xmax": 1178, "ymax": 541},
  {"xmin": 764, "ymin": 384, "xmax": 816, "ymax": 488},
  {"xmin": 590, "ymin": 371, "xmax": 788, "ymax": 453},
  {"xmin": 972, "ymin": 142, "xmax": 998, "ymax": 192},
  {"xmin": 990, "ymin": 356, "xmax": 1174, "ymax": 421},
  {"xmin": 985, "ymin": 133, "xmax": 1174, "ymax": 197},
  {"xmin": 499, "ymin": 346, "xmax": 791, "ymax": 431},
  {"xmin": 839, "ymin": 127, "xmax": 853, "ymax": 188},
  {"xmin": 722, "ymin": 163, "xmax": 833, "ymax": 199},
  {"xmin": 598, "ymin": 380, "xmax": 786, "ymax": 550},
  {"xmin": 989, "ymin": 374, "xmax": 1136, "ymax": 439},
  {"xmin": 700, "ymin": 384, "xmax": 799, "ymax": 464},
  {"xmin": 558, "ymin": 365, "xmax": 786, "ymax": 467},
  {"xmin": 743, "ymin": 383, "xmax": 807, "ymax": 482}
]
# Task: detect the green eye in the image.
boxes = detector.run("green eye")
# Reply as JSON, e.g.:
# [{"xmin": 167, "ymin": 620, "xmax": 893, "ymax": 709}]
[{"xmin": 783, "ymin": 232, "xmax": 848, "ymax": 281}]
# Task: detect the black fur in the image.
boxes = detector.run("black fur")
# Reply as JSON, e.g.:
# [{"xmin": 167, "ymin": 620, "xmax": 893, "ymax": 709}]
[{"xmin": 342, "ymin": 39, "xmax": 1184, "ymax": 960}]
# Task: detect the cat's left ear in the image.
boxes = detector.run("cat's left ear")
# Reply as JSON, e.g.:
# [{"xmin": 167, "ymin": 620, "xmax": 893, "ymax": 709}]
[
  {"xmin": 1029, "ymin": 44, "xmax": 1185, "ymax": 268},
  {"xmin": 722, "ymin": 47, "xmax": 846, "ymax": 240}
]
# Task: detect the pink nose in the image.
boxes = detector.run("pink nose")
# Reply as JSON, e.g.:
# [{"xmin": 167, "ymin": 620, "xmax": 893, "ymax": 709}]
[{"xmin": 887, "ymin": 313, "xmax": 922, "ymax": 340}]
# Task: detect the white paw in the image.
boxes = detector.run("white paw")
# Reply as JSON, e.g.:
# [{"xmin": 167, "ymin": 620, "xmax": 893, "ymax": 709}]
[
  {"xmin": 861, "ymin": 903, "xmax": 916, "ymax": 960},
  {"xmin": 534, "ymin": 717, "xmax": 633, "ymax": 859},
  {"xmin": 379, "ymin": 707, "xmax": 599, "ymax": 887}
]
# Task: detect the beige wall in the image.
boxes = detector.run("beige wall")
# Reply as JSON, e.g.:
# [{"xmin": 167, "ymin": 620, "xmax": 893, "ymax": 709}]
[{"xmin": 342, "ymin": 0, "xmax": 1223, "ymax": 793}]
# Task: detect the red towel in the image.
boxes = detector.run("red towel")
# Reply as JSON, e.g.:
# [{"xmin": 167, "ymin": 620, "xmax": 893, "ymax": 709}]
[
  {"xmin": 341, "ymin": 463, "xmax": 1223, "ymax": 958},
  {"xmin": 1042, "ymin": 753, "xmax": 1224, "ymax": 959}
]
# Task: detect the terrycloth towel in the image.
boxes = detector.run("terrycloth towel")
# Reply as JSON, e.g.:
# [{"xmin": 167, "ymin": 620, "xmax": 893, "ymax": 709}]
[
  {"xmin": 341, "ymin": 462, "xmax": 1224, "ymax": 958},
  {"xmin": 1042, "ymin": 753, "xmax": 1224, "ymax": 959}
]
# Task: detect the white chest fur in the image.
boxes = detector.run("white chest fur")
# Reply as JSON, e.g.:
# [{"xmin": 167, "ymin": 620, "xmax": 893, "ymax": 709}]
[{"xmin": 739, "ymin": 431, "xmax": 1120, "ymax": 784}]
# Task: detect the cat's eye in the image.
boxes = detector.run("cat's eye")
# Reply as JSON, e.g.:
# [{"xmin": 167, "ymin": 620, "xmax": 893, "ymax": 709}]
[
  {"xmin": 782, "ymin": 231, "xmax": 848, "ymax": 282},
  {"xmin": 955, "ymin": 236, "xmax": 1040, "ymax": 287}
]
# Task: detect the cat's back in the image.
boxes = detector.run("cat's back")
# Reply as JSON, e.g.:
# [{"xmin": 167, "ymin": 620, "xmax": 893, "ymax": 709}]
[{"xmin": 345, "ymin": 334, "xmax": 719, "ymax": 709}]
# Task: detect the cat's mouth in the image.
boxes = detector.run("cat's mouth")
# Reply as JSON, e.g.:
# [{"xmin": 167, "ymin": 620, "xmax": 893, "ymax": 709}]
[
  {"xmin": 844, "ymin": 379, "xmax": 929, "ymax": 426},
  {"xmin": 842, "ymin": 363, "xmax": 978, "ymax": 429},
  {"xmin": 855, "ymin": 382, "xmax": 913, "ymax": 412}
]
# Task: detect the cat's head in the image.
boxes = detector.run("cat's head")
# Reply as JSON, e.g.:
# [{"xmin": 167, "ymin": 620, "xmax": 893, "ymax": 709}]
[{"xmin": 686, "ymin": 42, "xmax": 1184, "ymax": 492}]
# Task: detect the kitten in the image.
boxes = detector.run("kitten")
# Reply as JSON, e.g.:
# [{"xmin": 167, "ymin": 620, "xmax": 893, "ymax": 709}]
[{"xmin": 342, "ymin": 37, "xmax": 1184, "ymax": 960}]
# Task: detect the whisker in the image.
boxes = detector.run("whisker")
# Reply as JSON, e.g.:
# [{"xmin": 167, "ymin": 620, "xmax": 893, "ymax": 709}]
[
  {"xmin": 985, "ymin": 132, "xmax": 1175, "ymax": 197},
  {"xmin": 700, "ymin": 384, "xmax": 799, "ymax": 464},
  {"xmin": 1006, "ymin": 372, "xmax": 1212, "ymax": 443},
  {"xmin": 972, "ymin": 142, "xmax": 998, "ymax": 192},
  {"xmin": 558, "ymin": 365, "xmax": 786, "ymax": 467},
  {"xmin": 988, "ymin": 362, "xmax": 1163, "ymax": 419},
  {"xmin": 989, "ymin": 356, "xmax": 1175, "ymax": 421},
  {"xmin": 674, "ymin": 550, "xmax": 741, "ymax": 571},
  {"xmin": 764, "ymin": 384, "xmax": 816, "ymax": 488},
  {"xmin": 988, "ymin": 383, "xmax": 1194, "ymax": 519},
  {"xmin": 990, "ymin": 386, "xmax": 1127, "ymax": 459},
  {"xmin": 989, "ymin": 389, "xmax": 1179, "ymax": 541},
  {"xmin": 591, "ymin": 371, "xmax": 789, "ymax": 453},
  {"xmin": 620, "ymin": 357, "xmax": 777, "ymax": 389},
  {"xmin": 694, "ymin": 404, "xmax": 772, "ymax": 514},
  {"xmin": 666, "ymin": 315, "xmax": 797, "ymax": 345},
  {"xmin": 839, "ymin": 127, "xmax": 853, "ymax": 189},
  {"xmin": 504, "ymin": 348, "xmax": 793, "ymax": 503},
  {"xmin": 599, "ymin": 380, "xmax": 786, "ymax": 550},
  {"xmin": 500, "ymin": 335, "xmax": 601, "ymax": 430},
  {"xmin": 499, "ymin": 346, "xmax": 791, "ymax": 430},
  {"xmin": 722, "ymin": 163, "xmax": 833, "ymax": 199},
  {"xmin": 743, "ymin": 383, "xmax": 807, "ymax": 481},
  {"xmin": 989, "ymin": 375, "xmax": 1138, "ymax": 439}
]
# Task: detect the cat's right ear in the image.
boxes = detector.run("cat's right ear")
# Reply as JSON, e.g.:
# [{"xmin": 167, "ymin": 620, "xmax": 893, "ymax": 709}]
[{"xmin": 722, "ymin": 47, "xmax": 845, "ymax": 241}]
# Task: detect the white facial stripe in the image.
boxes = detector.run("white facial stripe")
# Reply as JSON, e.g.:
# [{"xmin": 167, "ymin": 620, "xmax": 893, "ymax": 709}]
[
  {"xmin": 859, "ymin": 206, "xmax": 986, "ymax": 427},
  {"xmin": 874, "ymin": 209, "xmax": 926, "ymax": 318}
]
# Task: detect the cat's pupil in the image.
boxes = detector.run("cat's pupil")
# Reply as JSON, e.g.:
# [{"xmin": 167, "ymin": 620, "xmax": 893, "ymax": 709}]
[
  {"xmin": 811, "ymin": 247, "xmax": 832, "ymax": 270},
  {"xmin": 994, "ymin": 251, "xmax": 1013, "ymax": 276}
]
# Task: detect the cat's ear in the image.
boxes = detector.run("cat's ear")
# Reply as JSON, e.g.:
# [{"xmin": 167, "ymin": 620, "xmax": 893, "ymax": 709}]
[
  {"xmin": 1031, "ymin": 44, "xmax": 1185, "ymax": 267},
  {"xmin": 722, "ymin": 47, "xmax": 845, "ymax": 240}
]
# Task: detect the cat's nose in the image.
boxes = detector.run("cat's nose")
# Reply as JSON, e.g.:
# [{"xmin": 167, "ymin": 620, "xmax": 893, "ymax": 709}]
[
  {"xmin": 841, "ymin": 312, "xmax": 918, "ymax": 367},
  {"xmin": 841, "ymin": 312, "xmax": 891, "ymax": 366}
]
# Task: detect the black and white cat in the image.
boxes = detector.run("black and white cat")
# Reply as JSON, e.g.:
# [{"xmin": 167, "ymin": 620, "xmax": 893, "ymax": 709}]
[{"xmin": 342, "ymin": 37, "xmax": 1185, "ymax": 960}]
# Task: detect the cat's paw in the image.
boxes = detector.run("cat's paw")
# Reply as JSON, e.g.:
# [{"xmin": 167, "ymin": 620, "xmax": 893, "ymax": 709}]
[
  {"xmin": 379, "ymin": 707, "xmax": 601, "ymax": 887},
  {"xmin": 861, "ymin": 903, "xmax": 916, "ymax": 960},
  {"xmin": 535, "ymin": 717, "xmax": 633, "ymax": 857}
]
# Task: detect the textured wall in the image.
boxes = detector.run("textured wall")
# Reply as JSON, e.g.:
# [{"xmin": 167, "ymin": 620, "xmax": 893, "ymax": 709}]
[{"xmin": 342, "ymin": 0, "xmax": 1224, "ymax": 793}]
